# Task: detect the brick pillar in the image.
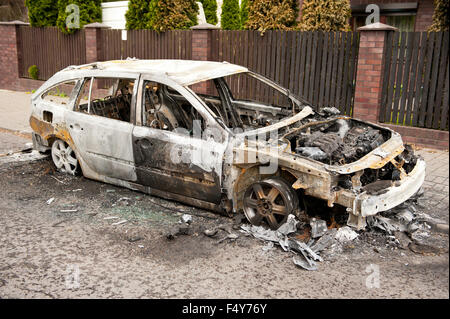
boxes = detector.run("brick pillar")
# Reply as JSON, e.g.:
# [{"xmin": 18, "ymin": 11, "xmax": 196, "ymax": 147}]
[
  {"xmin": 353, "ymin": 22, "xmax": 397, "ymax": 123},
  {"xmin": 84, "ymin": 22, "xmax": 110, "ymax": 64},
  {"xmin": 190, "ymin": 23, "xmax": 219, "ymax": 94},
  {"xmin": 0, "ymin": 21, "xmax": 28, "ymax": 90}
]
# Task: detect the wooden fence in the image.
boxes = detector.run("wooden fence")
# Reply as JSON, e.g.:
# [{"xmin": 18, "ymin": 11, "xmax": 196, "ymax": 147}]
[
  {"xmin": 380, "ymin": 31, "xmax": 449, "ymax": 130},
  {"xmin": 17, "ymin": 26, "xmax": 86, "ymax": 80},
  {"xmin": 211, "ymin": 30, "xmax": 360, "ymax": 115},
  {"xmin": 99, "ymin": 29, "xmax": 193, "ymax": 61}
]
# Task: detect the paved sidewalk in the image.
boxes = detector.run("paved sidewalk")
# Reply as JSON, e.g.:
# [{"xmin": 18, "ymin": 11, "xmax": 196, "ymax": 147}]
[
  {"xmin": 0, "ymin": 90, "xmax": 32, "ymax": 133},
  {"xmin": 0, "ymin": 130, "xmax": 31, "ymax": 154},
  {"xmin": 416, "ymin": 148, "xmax": 449, "ymax": 222}
]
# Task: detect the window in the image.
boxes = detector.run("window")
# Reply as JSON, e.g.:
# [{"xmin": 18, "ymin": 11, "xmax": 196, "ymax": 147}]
[
  {"xmin": 41, "ymin": 81, "xmax": 77, "ymax": 106},
  {"xmin": 142, "ymin": 80, "xmax": 205, "ymax": 133},
  {"xmin": 187, "ymin": 73, "xmax": 295, "ymax": 130},
  {"xmin": 75, "ymin": 77, "xmax": 134, "ymax": 123},
  {"xmin": 386, "ymin": 15, "xmax": 416, "ymax": 32}
]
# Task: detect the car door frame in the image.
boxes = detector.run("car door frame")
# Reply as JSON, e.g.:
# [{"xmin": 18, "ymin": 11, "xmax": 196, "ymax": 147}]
[
  {"xmin": 65, "ymin": 70, "xmax": 140, "ymax": 182},
  {"xmin": 132, "ymin": 74, "xmax": 229, "ymax": 204}
]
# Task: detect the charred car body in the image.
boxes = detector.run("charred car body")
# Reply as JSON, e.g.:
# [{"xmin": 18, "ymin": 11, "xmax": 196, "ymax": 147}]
[{"xmin": 30, "ymin": 60, "xmax": 425, "ymax": 230}]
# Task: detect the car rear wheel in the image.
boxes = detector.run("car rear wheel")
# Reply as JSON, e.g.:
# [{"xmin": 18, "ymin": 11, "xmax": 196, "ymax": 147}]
[
  {"xmin": 51, "ymin": 139, "xmax": 79, "ymax": 175},
  {"xmin": 243, "ymin": 177, "xmax": 299, "ymax": 230}
]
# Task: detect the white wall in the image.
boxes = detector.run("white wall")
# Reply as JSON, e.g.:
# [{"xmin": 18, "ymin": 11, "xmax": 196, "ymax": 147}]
[{"xmin": 101, "ymin": 1, "xmax": 129, "ymax": 30}]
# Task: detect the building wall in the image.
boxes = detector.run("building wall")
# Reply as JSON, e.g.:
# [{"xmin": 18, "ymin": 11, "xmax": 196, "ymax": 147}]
[{"xmin": 101, "ymin": 1, "xmax": 129, "ymax": 30}]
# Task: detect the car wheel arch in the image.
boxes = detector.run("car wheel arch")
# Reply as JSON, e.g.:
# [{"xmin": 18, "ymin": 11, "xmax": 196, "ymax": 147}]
[{"xmin": 231, "ymin": 164, "xmax": 299, "ymax": 213}]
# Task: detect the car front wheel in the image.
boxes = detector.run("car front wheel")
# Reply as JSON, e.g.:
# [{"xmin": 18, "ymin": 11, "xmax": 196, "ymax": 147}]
[
  {"xmin": 51, "ymin": 139, "xmax": 79, "ymax": 175},
  {"xmin": 243, "ymin": 177, "xmax": 299, "ymax": 230}
]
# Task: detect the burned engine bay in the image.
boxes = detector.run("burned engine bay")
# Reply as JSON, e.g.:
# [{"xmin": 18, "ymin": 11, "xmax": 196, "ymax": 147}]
[
  {"xmin": 281, "ymin": 114, "xmax": 420, "ymax": 190},
  {"xmin": 286, "ymin": 117, "xmax": 390, "ymax": 165}
]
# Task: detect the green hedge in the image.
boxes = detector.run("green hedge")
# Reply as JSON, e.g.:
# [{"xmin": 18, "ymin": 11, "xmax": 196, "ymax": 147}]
[
  {"xmin": 25, "ymin": 0, "xmax": 59, "ymax": 27},
  {"xmin": 56, "ymin": 0, "xmax": 102, "ymax": 34},
  {"xmin": 26, "ymin": 0, "xmax": 102, "ymax": 33},
  {"xmin": 125, "ymin": 0, "xmax": 150, "ymax": 30},
  {"xmin": 126, "ymin": 0, "xmax": 197, "ymax": 31},
  {"xmin": 298, "ymin": 0, "xmax": 351, "ymax": 31},
  {"xmin": 201, "ymin": 0, "xmax": 217, "ymax": 25},
  {"xmin": 221, "ymin": 0, "xmax": 240, "ymax": 30},
  {"xmin": 245, "ymin": 0, "xmax": 298, "ymax": 32}
]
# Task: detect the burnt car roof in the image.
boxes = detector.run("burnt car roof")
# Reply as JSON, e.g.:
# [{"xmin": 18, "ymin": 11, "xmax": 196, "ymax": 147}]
[{"xmin": 62, "ymin": 59, "xmax": 249, "ymax": 86}]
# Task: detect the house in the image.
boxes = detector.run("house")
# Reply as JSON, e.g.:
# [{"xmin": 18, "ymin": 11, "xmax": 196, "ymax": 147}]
[
  {"xmin": 297, "ymin": 0, "xmax": 435, "ymax": 32},
  {"xmin": 349, "ymin": 0, "xmax": 435, "ymax": 31}
]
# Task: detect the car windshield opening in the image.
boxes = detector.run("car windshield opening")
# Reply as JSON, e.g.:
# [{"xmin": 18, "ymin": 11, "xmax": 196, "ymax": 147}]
[{"xmin": 188, "ymin": 72, "xmax": 305, "ymax": 130}]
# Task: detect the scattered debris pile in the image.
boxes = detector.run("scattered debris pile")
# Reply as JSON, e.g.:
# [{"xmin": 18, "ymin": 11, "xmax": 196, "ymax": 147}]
[
  {"xmin": 239, "ymin": 188, "xmax": 448, "ymax": 270},
  {"xmin": 366, "ymin": 191, "xmax": 448, "ymax": 254},
  {"xmin": 240, "ymin": 215, "xmax": 357, "ymax": 271}
]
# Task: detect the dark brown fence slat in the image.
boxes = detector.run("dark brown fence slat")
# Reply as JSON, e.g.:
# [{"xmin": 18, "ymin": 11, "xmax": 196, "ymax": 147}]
[
  {"xmin": 398, "ymin": 32, "xmax": 414, "ymax": 125},
  {"xmin": 412, "ymin": 32, "xmax": 427, "ymax": 126},
  {"xmin": 384, "ymin": 32, "xmax": 400, "ymax": 122},
  {"xmin": 439, "ymin": 63, "xmax": 449, "ymax": 130},
  {"xmin": 418, "ymin": 32, "xmax": 436, "ymax": 127},
  {"xmin": 404, "ymin": 32, "xmax": 420, "ymax": 126},
  {"xmin": 313, "ymin": 32, "xmax": 323, "ymax": 106},
  {"xmin": 425, "ymin": 31, "xmax": 443, "ymax": 128},
  {"xmin": 335, "ymin": 32, "xmax": 345, "ymax": 110},
  {"xmin": 318, "ymin": 32, "xmax": 329, "ymax": 108},
  {"xmin": 433, "ymin": 32, "xmax": 449, "ymax": 129},
  {"xmin": 391, "ymin": 32, "xmax": 407, "ymax": 124}
]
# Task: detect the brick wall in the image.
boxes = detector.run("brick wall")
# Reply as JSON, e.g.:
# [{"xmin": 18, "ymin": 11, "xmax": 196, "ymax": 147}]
[
  {"xmin": 353, "ymin": 28, "xmax": 389, "ymax": 123},
  {"xmin": 0, "ymin": 24, "xmax": 20, "ymax": 90},
  {"xmin": 381, "ymin": 123, "xmax": 449, "ymax": 150},
  {"xmin": 415, "ymin": 0, "xmax": 435, "ymax": 31}
]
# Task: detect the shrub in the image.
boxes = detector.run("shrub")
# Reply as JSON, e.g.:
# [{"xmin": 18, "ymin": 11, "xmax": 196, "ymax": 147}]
[
  {"xmin": 221, "ymin": 0, "xmax": 240, "ymax": 30},
  {"xmin": 245, "ymin": 0, "xmax": 298, "ymax": 32},
  {"xmin": 201, "ymin": 0, "xmax": 218, "ymax": 25},
  {"xmin": 125, "ymin": 0, "xmax": 197, "ymax": 31},
  {"xmin": 25, "ymin": 0, "xmax": 59, "ymax": 27},
  {"xmin": 125, "ymin": 0, "xmax": 151, "ymax": 30},
  {"xmin": 298, "ymin": 0, "xmax": 351, "ymax": 31},
  {"xmin": 28, "ymin": 65, "xmax": 39, "ymax": 80},
  {"xmin": 56, "ymin": 0, "xmax": 102, "ymax": 34},
  {"xmin": 149, "ymin": 0, "xmax": 198, "ymax": 32},
  {"xmin": 240, "ymin": 0, "xmax": 249, "ymax": 28},
  {"xmin": 429, "ymin": 0, "xmax": 449, "ymax": 31}
]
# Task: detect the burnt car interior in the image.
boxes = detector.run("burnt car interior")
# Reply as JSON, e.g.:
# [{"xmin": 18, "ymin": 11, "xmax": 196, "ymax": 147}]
[
  {"xmin": 41, "ymin": 81, "xmax": 77, "ymax": 106},
  {"xmin": 142, "ymin": 81, "xmax": 206, "ymax": 133},
  {"xmin": 75, "ymin": 77, "xmax": 134, "ymax": 123}
]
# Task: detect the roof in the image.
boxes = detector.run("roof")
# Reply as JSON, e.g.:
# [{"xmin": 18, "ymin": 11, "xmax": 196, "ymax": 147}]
[{"xmin": 71, "ymin": 59, "xmax": 249, "ymax": 86}]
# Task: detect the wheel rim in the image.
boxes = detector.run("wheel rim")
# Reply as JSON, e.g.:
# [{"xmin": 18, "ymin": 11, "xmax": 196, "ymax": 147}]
[
  {"xmin": 243, "ymin": 178, "xmax": 297, "ymax": 230},
  {"xmin": 51, "ymin": 140, "xmax": 78, "ymax": 175}
]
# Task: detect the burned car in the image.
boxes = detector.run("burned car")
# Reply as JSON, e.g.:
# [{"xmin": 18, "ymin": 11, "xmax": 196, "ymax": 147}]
[{"xmin": 30, "ymin": 59, "xmax": 425, "ymax": 230}]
